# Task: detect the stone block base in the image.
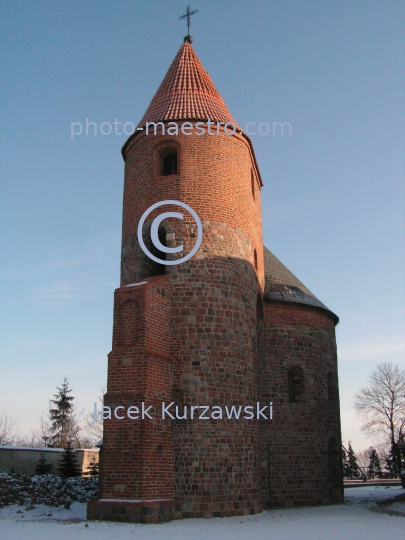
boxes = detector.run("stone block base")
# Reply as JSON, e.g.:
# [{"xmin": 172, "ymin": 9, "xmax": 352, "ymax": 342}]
[{"xmin": 87, "ymin": 498, "xmax": 182, "ymax": 523}]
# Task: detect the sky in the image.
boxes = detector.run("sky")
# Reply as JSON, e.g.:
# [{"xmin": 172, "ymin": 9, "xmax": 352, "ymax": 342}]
[{"xmin": 0, "ymin": 0, "xmax": 404, "ymax": 453}]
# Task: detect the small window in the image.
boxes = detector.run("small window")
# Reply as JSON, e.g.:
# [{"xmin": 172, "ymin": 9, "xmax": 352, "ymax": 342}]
[
  {"xmin": 254, "ymin": 249, "xmax": 258, "ymax": 271},
  {"xmin": 288, "ymin": 367, "xmax": 304, "ymax": 403},
  {"xmin": 251, "ymin": 169, "xmax": 255, "ymax": 199},
  {"xmin": 162, "ymin": 152, "xmax": 177, "ymax": 175}
]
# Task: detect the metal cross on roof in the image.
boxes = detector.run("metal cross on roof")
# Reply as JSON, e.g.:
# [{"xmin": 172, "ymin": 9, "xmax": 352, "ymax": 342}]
[{"xmin": 179, "ymin": 5, "xmax": 198, "ymax": 35}]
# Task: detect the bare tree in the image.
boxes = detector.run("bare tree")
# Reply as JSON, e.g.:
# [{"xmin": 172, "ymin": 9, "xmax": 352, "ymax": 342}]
[
  {"xmin": 356, "ymin": 448, "xmax": 372, "ymax": 481},
  {"xmin": 28, "ymin": 413, "xmax": 56, "ymax": 447},
  {"xmin": 83, "ymin": 386, "xmax": 105, "ymax": 445},
  {"xmin": 66, "ymin": 404, "xmax": 95, "ymax": 448},
  {"xmin": 28, "ymin": 407, "xmax": 96, "ymax": 449},
  {"xmin": 354, "ymin": 361, "xmax": 405, "ymax": 476},
  {"xmin": 0, "ymin": 409, "xmax": 18, "ymax": 445}
]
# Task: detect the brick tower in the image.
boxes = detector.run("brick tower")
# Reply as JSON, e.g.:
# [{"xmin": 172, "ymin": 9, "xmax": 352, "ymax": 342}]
[{"xmin": 88, "ymin": 38, "xmax": 343, "ymax": 523}]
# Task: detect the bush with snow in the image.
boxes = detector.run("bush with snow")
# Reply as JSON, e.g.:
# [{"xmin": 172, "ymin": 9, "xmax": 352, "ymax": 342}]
[{"xmin": 0, "ymin": 473, "xmax": 98, "ymax": 509}]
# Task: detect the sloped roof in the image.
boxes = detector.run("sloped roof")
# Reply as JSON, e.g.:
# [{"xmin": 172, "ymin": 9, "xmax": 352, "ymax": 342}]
[
  {"xmin": 122, "ymin": 41, "xmax": 262, "ymax": 184},
  {"xmin": 136, "ymin": 41, "xmax": 241, "ymax": 130},
  {"xmin": 263, "ymin": 247, "xmax": 338, "ymax": 322}
]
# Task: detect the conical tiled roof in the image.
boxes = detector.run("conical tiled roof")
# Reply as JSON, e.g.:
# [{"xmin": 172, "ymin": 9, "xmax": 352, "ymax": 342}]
[
  {"xmin": 263, "ymin": 247, "xmax": 338, "ymax": 322},
  {"xmin": 121, "ymin": 41, "xmax": 262, "ymax": 183},
  {"xmin": 136, "ymin": 41, "xmax": 241, "ymax": 130}
]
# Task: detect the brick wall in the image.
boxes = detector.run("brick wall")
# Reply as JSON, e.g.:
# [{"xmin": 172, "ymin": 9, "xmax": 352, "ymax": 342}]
[
  {"xmin": 102, "ymin": 276, "xmax": 174, "ymax": 500},
  {"xmin": 121, "ymin": 124, "xmax": 264, "ymax": 289}
]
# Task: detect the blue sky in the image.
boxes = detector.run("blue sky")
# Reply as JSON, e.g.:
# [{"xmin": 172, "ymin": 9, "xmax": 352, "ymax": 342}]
[{"xmin": 1, "ymin": 0, "xmax": 404, "ymax": 452}]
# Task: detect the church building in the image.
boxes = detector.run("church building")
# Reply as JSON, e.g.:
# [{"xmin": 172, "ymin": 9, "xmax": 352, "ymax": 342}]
[{"xmin": 87, "ymin": 35, "xmax": 343, "ymax": 523}]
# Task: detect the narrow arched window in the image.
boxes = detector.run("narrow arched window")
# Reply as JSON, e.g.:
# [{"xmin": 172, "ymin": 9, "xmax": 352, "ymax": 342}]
[
  {"xmin": 155, "ymin": 144, "xmax": 179, "ymax": 177},
  {"xmin": 251, "ymin": 169, "xmax": 255, "ymax": 199},
  {"xmin": 288, "ymin": 367, "xmax": 304, "ymax": 403},
  {"xmin": 162, "ymin": 152, "xmax": 177, "ymax": 175},
  {"xmin": 254, "ymin": 249, "xmax": 258, "ymax": 271}
]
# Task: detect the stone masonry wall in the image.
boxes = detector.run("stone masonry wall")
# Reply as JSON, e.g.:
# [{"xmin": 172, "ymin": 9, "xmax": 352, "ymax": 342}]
[
  {"xmin": 258, "ymin": 300, "xmax": 343, "ymax": 507},
  {"xmin": 170, "ymin": 255, "xmax": 262, "ymax": 518}
]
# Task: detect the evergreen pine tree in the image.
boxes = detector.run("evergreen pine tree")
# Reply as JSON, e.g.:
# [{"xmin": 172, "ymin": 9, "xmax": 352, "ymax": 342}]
[
  {"xmin": 399, "ymin": 434, "xmax": 405, "ymax": 487},
  {"xmin": 398, "ymin": 433, "xmax": 405, "ymax": 471},
  {"xmin": 57, "ymin": 442, "xmax": 82, "ymax": 479},
  {"xmin": 35, "ymin": 452, "xmax": 52, "ymax": 475},
  {"xmin": 346, "ymin": 442, "xmax": 361, "ymax": 479},
  {"xmin": 342, "ymin": 446, "xmax": 349, "ymax": 478},
  {"xmin": 85, "ymin": 458, "xmax": 99, "ymax": 477},
  {"xmin": 49, "ymin": 377, "xmax": 75, "ymax": 448},
  {"xmin": 384, "ymin": 437, "xmax": 405, "ymax": 478},
  {"xmin": 367, "ymin": 448, "xmax": 382, "ymax": 479},
  {"xmin": 384, "ymin": 446, "xmax": 397, "ymax": 478}
]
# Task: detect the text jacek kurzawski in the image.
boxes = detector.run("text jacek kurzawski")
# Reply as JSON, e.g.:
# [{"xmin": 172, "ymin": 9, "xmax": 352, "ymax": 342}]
[{"xmin": 91, "ymin": 402, "xmax": 273, "ymax": 423}]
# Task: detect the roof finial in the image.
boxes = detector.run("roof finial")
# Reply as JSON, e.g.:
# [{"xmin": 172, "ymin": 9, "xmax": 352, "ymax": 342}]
[{"xmin": 179, "ymin": 5, "xmax": 198, "ymax": 43}]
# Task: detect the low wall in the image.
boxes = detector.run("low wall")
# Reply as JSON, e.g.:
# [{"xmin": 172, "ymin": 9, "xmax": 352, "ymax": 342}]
[
  {"xmin": 344, "ymin": 479, "xmax": 401, "ymax": 487},
  {"xmin": 0, "ymin": 446, "xmax": 99, "ymax": 476}
]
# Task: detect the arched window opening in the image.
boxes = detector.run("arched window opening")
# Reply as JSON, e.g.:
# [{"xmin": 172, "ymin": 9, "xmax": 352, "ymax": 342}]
[
  {"xmin": 288, "ymin": 367, "xmax": 304, "ymax": 403},
  {"xmin": 162, "ymin": 152, "xmax": 177, "ymax": 175},
  {"xmin": 251, "ymin": 169, "xmax": 255, "ymax": 199},
  {"xmin": 155, "ymin": 144, "xmax": 179, "ymax": 177}
]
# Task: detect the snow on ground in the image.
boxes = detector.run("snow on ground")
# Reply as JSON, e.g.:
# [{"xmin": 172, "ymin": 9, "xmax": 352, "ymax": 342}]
[
  {"xmin": 388, "ymin": 501, "xmax": 405, "ymax": 515},
  {"xmin": 344, "ymin": 485, "xmax": 403, "ymax": 503},
  {"xmin": 0, "ymin": 487, "xmax": 403, "ymax": 540}
]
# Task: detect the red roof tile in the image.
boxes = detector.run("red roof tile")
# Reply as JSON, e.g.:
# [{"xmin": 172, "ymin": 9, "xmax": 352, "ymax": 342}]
[
  {"xmin": 137, "ymin": 41, "xmax": 241, "ymax": 129},
  {"xmin": 123, "ymin": 41, "xmax": 263, "ymax": 186}
]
